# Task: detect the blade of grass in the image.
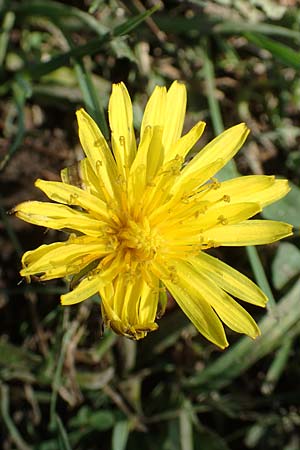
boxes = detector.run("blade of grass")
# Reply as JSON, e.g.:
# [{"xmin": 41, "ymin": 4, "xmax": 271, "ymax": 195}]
[
  {"xmin": 2, "ymin": 5, "xmax": 159, "ymax": 167},
  {"xmin": 0, "ymin": 10, "xmax": 15, "ymax": 67},
  {"xmin": 89, "ymin": 0, "xmax": 103, "ymax": 14},
  {"xmin": 0, "ymin": 76, "xmax": 29, "ymax": 171},
  {"xmin": 201, "ymin": 40, "xmax": 237, "ymax": 180},
  {"xmin": 56, "ymin": 22, "xmax": 109, "ymax": 139},
  {"xmin": 201, "ymin": 38, "xmax": 276, "ymax": 313},
  {"xmin": 56, "ymin": 414, "xmax": 72, "ymax": 450},
  {"xmin": 180, "ymin": 402, "xmax": 194, "ymax": 450},
  {"xmin": 245, "ymin": 32, "xmax": 300, "ymax": 70},
  {"xmin": 49, "ymin": 317, "xmax": 77, "ymax": 429},
  {"xmin": 113, "ymin": 4, "xmax": 160, "ymax": 36},
  {"xmin": 73, "ymin": 62, "xmax": 109, "ymax": 139},
  {"xmin": 215, "ymin": 21, "xmax": 300, "ymax": 41},
  {"xmin": 156, "ymin": 15, "xmax": 300, "ymax": 41},
  {"xmin": 246, "ymin": 246, "xmax": 278, "ymax": 317},
  {"xmin": 0, "ymin": 384, "xmax": 31, "ymax": 450},
  {"xmin": 112, "ymin": 420, "xmax": 130, "ymax": 450},
  {"xmin": 13, "ymin": 0, "xmax": 109, "ymax": 35},
  {"xmin": 185, "ymin": 278, "xmax": 300, "ymax": 390},
  {"xmin": 261, "ymin": 334, "xmax": 294, "ymax": 395},
  {"xmin": 23, "ymin": 4, "xmax": 159, "ymax": 80}
]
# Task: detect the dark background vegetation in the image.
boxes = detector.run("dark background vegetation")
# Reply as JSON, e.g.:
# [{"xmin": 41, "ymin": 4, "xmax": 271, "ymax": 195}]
[{"xmin": 1, "ymin": 1, "xmax": 300, "ymax": 449}]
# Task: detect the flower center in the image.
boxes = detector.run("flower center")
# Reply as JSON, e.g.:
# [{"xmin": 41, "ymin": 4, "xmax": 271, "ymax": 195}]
[{"xmin": 118, "ymin": 218, "xmax": 160, "ymax": 262}]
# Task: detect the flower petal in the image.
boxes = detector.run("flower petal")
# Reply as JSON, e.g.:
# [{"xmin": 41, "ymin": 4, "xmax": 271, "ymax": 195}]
[
  {"xmin": 181, "ymin": 123, "xmax": 249, "ymax": 178},
  {"xmin": 61, "ymin": 275, "xmax": 102, "ymax": 305},
  {"xmin": 157, "ymin": 202, "xmax": 261, "ymax": 235},
  {"xmin": 163, "ymin": 81, "xmax": 187, "ymax": 159},
  {"xmin": 201, "ymin": 220, "xmax": 293, "ymax": 246},
  {"xmin": 152, "ymin": 260, "xmax": 228, "ymax": 348},
  {"xmin": 61, "ymin": 248, "xmax": 128, "ymax": 305},
  {"xmin": 165, "ymin": 278, "xmax": 228, "ymax": 349},
  {"xmin": 204, "ymin": 175, "xmax": 290, "ymax": 208},
  {"xmin": 174, "ymin": 259, "xmax": 260, "ymax": 338},
  {"xmin": 108, "ymin": 82, "xmax": 136, "ymax": 173},
  {"xmin": 128, "ymin": 125, "xmax": 153, "ymax": 204},
  {"xmin": 140, "ymin": 85, "xmax": 167, "ymax": 138},
  {"xmin": 190, "ymin": 252, "xmax": 267, "ymax": 306},
  {"xmin": 100, "ymin": 274, "xmax": 159, "ymax": 339},
  {"xmin": 35, "ymin": 179, "xmax": 109, "ymax": 221},
  {"xmin": 76, "ymin": 109, "xmax": 118, "ymax": 200},
  {"xmin": 21, "ymin": 236, "xmax": 111, "ymax": 280},
  {"xmin": 14, "ymin": 201, "xmax": 104, "ymax": 236},
  {"xmin": 150, "ymin": 159, "xmax": 225, "ymax": 223},
  {"xmin": 170, "ymin": 159, "xmax": 225, "ymax": 199},
  {"xmin": 167, "ymin": 120, "xmax": 206, "ymax": 161}
]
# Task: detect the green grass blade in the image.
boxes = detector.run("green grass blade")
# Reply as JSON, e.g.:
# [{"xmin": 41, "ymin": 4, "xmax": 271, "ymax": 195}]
[
  {"xmin": 180, "ymin": 402, "xmax": 194, "ymax": 450},
  {"xmin": 0, "ymin": 384, "xmax": 31, "ymax": 450},
  {"xmin": 112, "ymin": 4, "xmax": 160, "ymax": 37},
  {"xmin": 261, "ymin": 334, "xmax": 294, "ymax": 395},
  {"xmin": 186, "ymin": 278, "xmax": 300, "ymax": 390},
  {"xmin": 50, "ymin": 321, "xmax": 76, "ymax": 428},
  {"xmin": 13, "ymin": 0, "xmax": 109, "ymax": 35},
  {"xmin": 0, "ymin": 76, "xmax": 29, "ymax": 171},
  {"xmin": 73, "ymin": 62, "xmax": 109, "ymax": 139},
  {"xmin": 0, "ymin": 10, "xmax": 15, "ymax": 67},
  {"xmin": 202, "ymin": 41, "xmax": 223, "ymax": 136},
  {"xmin": 201, "ymin": 39, "xmax": 276, "ymax": 312},
  {"xmin": 56, "ymin": 414, "xmax": 72, "ymax": 450},
  {"xmin": 25, "ymin": 34, "xmax": 109, "ymax": 79},
  {"xmin": 23, "ymin": 5, "xmax": 159, "ymax": 80},
  {"xmin": 245, "ymin": 32, "xmax": 300, "ymax": 70},
  {"xmin": 112, "ymin": 420, "xmax": 130, "ymax": 450},
  {"xmin": 56, "ymin": 23, "xmax": 109, "ymax": 139},
  {"xmin": 156, "ymin": 16, "xmax": 300, "ymax": 41},
  {"xmin": 215, "ymin": 21, "xmax": 300, "ymax": 40},
  {"xmin": 246, "ymin": 246, "xmax": 277, "ymax": 315},
  {"xmin": 201, "ymin": 39, "xmax": 237, "ymax": 180}
]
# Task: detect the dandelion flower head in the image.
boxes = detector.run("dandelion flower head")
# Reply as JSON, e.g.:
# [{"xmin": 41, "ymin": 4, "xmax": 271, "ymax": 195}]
[{"xmin": 14, "ymin": 81, "xmax": 293, "ymax": 348}]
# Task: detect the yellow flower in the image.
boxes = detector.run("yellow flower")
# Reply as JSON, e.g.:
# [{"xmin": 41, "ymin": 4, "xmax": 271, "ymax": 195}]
[{"xmin": 14, "ymin": 81, "xmax": 292, "ymax": 348}]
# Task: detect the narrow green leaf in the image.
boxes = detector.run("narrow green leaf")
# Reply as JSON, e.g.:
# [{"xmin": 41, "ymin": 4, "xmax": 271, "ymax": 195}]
[
  {"xmin": 201, "ymin": 38, "xmax": 276, "ymax": 311},
  {"xmin": 13, "ymin": 0, "xmax": 109, "ymax": 35},
  {"xmin": 113, "ymin": 4, "xmax": 160, "ymax": 37},
  {"xmin": 245, "ymin": 32, "xmax": 300, "ymax": 70},
  {"xmin": 24, "ymin": 5, "xmax": 159, "ymax": 80},
  {"xmin": 215, "ymin": 21, "xmax": 300, "ymax": 41},
  {"xmin": 69, "ymin": 405, "xmax": 114, "ymax": 431},
  {"xmin": 185, "ymin": 278, "xmax": 300, "ymax": 390},
  {"xmin": 112, "ymin": 420, "xmax": 130, "ymax": 450},
  {"xmin": 56, "ymin": 414, "xmax": 72, "ymax": 450},
  {"xmin": 73, "ymin": 61, "xmax": 109, "ymax": 139},
  {"xmin": 50, "ymin": 323, "xmax": 77, "ymax": 428},
  {"xmin": 0, "ymin": 384, "xmax": 31, "ymax": 450},
  {"xmin": 246, "ymin": 246, "xmax": 277, "ymax": 314},
  {"xmin": 180, "ymin": 406, "xmax": 194, "ymax": 450},
  {"xmin": 201, "ymin": 39, "xmax": 238, "ymax": 181},
  {"xmin": 0, "ymin": 75, "xmax": 29, "ymax": 171},
  {"xmin": 0, "ymin": 11, "xmax": 15, "ymax": 66},
  {"xmin": 156, "ymin": 15, "xmax": 300, "ymax": 41},
  {"xmin": 261, "ymin": 335, "xmax": 293, "ymax": 395},
  {"xmin": 0, "ymin": 337, "xmax": 41, "ymax": 369}
]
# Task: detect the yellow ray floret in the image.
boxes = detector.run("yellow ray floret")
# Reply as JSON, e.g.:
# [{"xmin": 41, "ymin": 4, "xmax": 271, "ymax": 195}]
[{"xmin": 14, "ymin": 81, "xmax": 293, "ymax": 348}]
